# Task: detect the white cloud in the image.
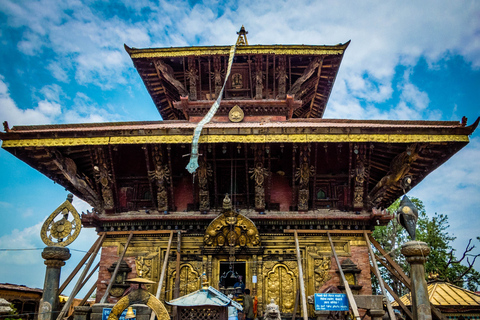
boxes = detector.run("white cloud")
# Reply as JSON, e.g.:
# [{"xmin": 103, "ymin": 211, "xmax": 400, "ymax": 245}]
[
  {"xmin": 2, "ymin": 0, "xmax": 479, "ymax": 115},
  {"xmin": 411, "ymin": 137, "xmax": 480, "ymax": 253},
  {"xmin": 0, "ymin": 221, "xmax": 45, "ymax": 265},
  {"xmin": 0, "ymin": 201, "xmax": 13, "ymax": 208},
  {"xmin": 0, "ymin": 75, "xmax": 123, "ymax": 126},
  {"xmin": 0, "ymin": 75, "xmax": 58, "ymax": 125},
  {"xmin": 0, "ymin": 197, "xmax": 98, "ymax": 293}
]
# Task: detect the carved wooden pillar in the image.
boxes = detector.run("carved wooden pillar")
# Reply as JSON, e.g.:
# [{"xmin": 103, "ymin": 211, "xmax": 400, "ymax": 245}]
[
  {"xmin": 255, "ymin": 55, "xmax": 263, "ymax": 99},
  {"xmin": 198, "ymin": 152, "xmax": 211, "ymax": 211},
  {"xmin": 297, "ymin": 145, "xmax": 314, "ymax": 211},
  {"xmin": 252, "ymin": 254, "xmax": 258, "ymax": 296},
  {"xmin": 213, "ymin": 56, "xmax": 222, "ymax": 99},
  {"xmin": 276, "ymin": 55, "xmax": 287, "ymax": 99},
  {"xmin": 188, "ymin": 56, "xmax": 198, "ymax": 100},
  {"xmin": 148, "ymin": 145, "xmax": 170, "ymax": 212},
  {"xmin": 353, "ymin": 145, "xmax": 366, "ymax": 211},
  {"xmin": 94, "ymin": 147, "xmax": 114, "ymax": 211},
  {"xmin": 207, "ymin": 255, "xmax": 213, "ymax": 287},
  {"xmin": 250, "ymin": 145, "xmax": 267, "ymax": 210},
  {"xmin": 257, "ymin": 255, "xmax": 264, "ymax": 316},
  {"xmin": 203, "ymin": 255, "xmax": 208, "ymax": 277}
]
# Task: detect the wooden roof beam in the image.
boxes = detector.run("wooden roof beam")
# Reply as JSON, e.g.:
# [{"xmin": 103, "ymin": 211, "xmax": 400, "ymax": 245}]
[
  {"xmin": 287, "ymin": 56, "xmax": 324, "ymax": 97},
  {"xmin": 154, "ymin": 59, "xmax": 188, "ymax": 97},
  {"xmin": 307, "ymin": 58, "xmax": 325, "ymax": 118}
]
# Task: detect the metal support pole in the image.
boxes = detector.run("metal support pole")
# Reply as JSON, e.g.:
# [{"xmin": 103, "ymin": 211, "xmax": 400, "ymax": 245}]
[
  {"xmin": 56, "ymin": 233, "xmax": 105, "ymax": 320},
  {"xmin": 327, "ymin": 232, "xmax": 361, "ymax": 320},
  {"xmin": 364, "ymin": 231, "xmax": 396, "ymax": 320},
  {"xmin": 294, "ymin": 231, "xmax": 308, "ymax": 320},
  {"xmin": 100, "ymin": 232, "xmax": 134, "ymax": 303},
  {"xmin": 150, "ymin": 231, "xmax": 174, "ymax": 320}
]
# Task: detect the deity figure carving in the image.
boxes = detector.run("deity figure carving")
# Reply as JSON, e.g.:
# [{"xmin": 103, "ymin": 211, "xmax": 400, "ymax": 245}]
[
  {"xmin": 212, "ymin": 56, "xmax": 223, "ymax": 98},
  {"xmin": 148, "ymin": 146, "xmax": 170, "ymax": 211},
  {"xmin": 255, "ymin": 56, "xmax": 263, "ymax": 99},
  {"xmin": 295, "ymin": 145, "xmax": 315, "ymax": 210},
  {"xmin": 197, "ymin": 155, "xmax": 212, "ymax": 211},
  {"xmin": 187, "ymin": 57, "xmax": 198, "ymax": 100},
  {"xmin": 276, "ymin": 56, "xmax": 287, "ymax": 99},
  {"xmin": 250, "ymin": 146, "xmax": 269, "ymax": 210},
  {"xmin": 203, "ymin": 194, "xmax": 260, "ymax": 247},
  {"xmin": 232, "ymin": 73, "xmax": 243, "ymax": 89},
  {"xmin": 135, "ymin": 251, "xmax": 158, "ymax": 279},
  {"xmin": 314, "ymin": 257, "xmax": 331, "ymax": 290},
  {"xmin": 94, "ymin": 147, "xmax": 114, "ymax": 210},
  {"xmin": 353, "ymin": 150, "xmax": 367, "ymax": 209}
]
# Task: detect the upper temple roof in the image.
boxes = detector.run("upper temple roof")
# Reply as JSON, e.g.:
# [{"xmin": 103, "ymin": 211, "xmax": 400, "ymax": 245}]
[{"xmin": 125, "ymin": 41, "xmax": 350, "ymax": 120}]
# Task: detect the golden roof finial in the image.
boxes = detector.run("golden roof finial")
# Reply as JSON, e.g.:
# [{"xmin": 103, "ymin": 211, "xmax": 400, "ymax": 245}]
[
  {"xmin": 223, "ymin": 194, "xmax": 232, "ymax": 210},
  {"xmin": 202, "ymin": 273, "xmax": 209, "ymax": 289},
  {"xmin": 236, "ymin": 25, "xmax": 248, "ymax": 46}
]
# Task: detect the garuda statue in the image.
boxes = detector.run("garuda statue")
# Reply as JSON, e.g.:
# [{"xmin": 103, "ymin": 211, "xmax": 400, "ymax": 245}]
[{"xmin": 396, "ymin": 195, "xmax": 418, "ymax": 240}]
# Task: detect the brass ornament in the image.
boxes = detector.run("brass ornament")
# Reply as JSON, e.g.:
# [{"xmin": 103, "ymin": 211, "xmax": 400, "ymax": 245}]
[
  {"xmin": 107, "ymin": 289, "xmax": 169, "ymax": 320},
  {"xmin": 228, "ymin": 105, "xmax": 244, "ymax": 123},
  {"xmin": 203, "ymin": 195, "xmax": 260, "ymax": 247},
  {"xmin": 41, "ymin": 194, "xmax": 82, "ymax": 247}
]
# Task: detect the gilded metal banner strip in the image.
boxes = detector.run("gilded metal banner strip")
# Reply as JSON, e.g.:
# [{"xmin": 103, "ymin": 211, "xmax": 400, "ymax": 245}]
[{"xmin": 1, "ymin": 133, "xmax": 469, "ymax": 148}]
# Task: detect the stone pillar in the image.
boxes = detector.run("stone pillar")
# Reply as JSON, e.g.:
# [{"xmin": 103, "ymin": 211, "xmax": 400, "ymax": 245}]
[
  {"xmin": 73, "ymin": 306, "xmax": 91, "ymax": 320},
  {"xmin": 401, "ymin": 241, "xmax": 431, "ymax": 320},
  {"xmin": 39, "ymin": 246, "xmax": 71, "ymax": 320},
  {"xmin": 367, "ymin": 309, "xmax": 386, "ymax": 320}
]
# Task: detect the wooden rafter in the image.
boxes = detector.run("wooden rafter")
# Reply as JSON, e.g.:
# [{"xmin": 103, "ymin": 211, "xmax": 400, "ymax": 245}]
[
  {"xmin": 288, "ymin": 56, "xmax": 324, "ymax": 96},
  {"xmin": 308, "ymin": 58, "xmax": 325, "ymax": 117}
]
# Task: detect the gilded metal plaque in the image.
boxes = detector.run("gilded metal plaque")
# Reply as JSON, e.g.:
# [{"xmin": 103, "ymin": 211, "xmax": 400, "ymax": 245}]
[{"xmin": 228, "ymin": 105, "xmax": 244, "ymax": 122}]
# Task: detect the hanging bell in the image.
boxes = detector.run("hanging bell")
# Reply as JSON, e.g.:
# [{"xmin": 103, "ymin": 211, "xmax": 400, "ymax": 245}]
[{"xmin": 125, "ymin": 307, "xmax": 135, "ymax": 319}]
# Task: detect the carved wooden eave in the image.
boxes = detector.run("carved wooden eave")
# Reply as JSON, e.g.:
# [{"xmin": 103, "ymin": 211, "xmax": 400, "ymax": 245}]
[
  {"xmin": 125, "ymin": 42, "xmax": 350, "ymax": 120},
  {"xmin": 173, "ymin": 95, "xmax": 301, "ymax": 121},
  {"xmin": 1, "ymin": 117, "xmax": 478, "ymax": 211},
  {"xmin": 80, "ymin": 208, "xmax": 392, "ymax": 232}
]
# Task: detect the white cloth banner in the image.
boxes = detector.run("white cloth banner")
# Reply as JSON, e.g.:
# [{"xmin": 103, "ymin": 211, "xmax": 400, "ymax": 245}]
[{"xmin": 186, "ymin": 44, "xmax": 237, "ymax": 173}]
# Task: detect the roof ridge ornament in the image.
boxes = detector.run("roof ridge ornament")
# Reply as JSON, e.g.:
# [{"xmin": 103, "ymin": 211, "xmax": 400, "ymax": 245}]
[{"xmin": 236, "ymin": 25, "xmax": 248, "ymax": 46}]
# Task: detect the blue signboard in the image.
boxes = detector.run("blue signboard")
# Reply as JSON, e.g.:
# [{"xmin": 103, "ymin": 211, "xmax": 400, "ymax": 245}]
[
  {"xmin": 314, "ymin": 293, "xmax": 349, "ymax": 311},
  {"xmin": 102, "ymin": 308, "xmax": 136, "ymax": 320}
]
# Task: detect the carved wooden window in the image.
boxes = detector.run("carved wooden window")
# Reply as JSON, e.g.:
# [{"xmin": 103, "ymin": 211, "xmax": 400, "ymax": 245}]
[{"xmin": 316, "ymin": 189, "xmax": 327, "ymax": 200}]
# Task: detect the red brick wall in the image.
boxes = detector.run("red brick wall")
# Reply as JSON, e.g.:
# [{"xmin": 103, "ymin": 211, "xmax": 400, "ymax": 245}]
[
  {"xmin": 270, "ymin": 173, "xmax": 292, "ymax": 211},
  {"xmin": 174, "ymin": 175, "xmax": 194, "ymax": 212},
  {"xmin": 96, "ymin": 246, "xmax": 138, "ymax": 304},
  {"xmin": 319, "ymin": 245, "xmax": 372, "ymax": 295}
]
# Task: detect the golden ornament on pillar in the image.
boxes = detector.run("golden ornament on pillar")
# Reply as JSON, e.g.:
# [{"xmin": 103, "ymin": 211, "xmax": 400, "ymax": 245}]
[{"xmin": 40, "ymin": 194, "xmax": 82, "ymax": 247}]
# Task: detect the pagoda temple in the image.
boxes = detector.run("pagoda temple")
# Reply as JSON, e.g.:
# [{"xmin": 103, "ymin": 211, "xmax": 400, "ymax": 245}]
[{"xmin": 1, "ymin": 27, "xmax": 478, "ymax": 319}]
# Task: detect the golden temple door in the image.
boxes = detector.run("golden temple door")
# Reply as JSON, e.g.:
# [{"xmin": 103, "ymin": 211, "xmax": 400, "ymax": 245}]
[{"xmin": 264, "ymin": 263, "xmax": 297, "ymax": 314}]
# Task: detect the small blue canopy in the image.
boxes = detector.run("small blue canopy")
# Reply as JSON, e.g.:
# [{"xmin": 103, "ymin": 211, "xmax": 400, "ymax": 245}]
[{"xmin": 166, "ymin": 286, "xmax": 243, "ymax": 311}]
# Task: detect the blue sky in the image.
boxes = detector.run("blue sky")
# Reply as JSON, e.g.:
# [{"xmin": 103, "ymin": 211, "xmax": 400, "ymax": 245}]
[{"xmin": 0, "ymin": 0, "xmax": 479, "ymax": 295}]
